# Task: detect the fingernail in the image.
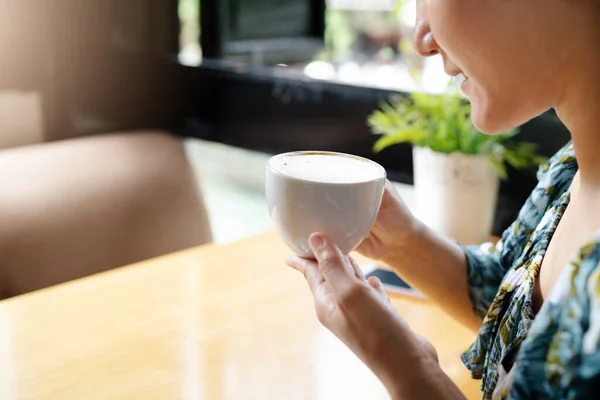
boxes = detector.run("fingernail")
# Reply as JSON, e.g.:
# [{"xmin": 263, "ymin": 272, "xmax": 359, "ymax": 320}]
[{"xmin": 309, "ymin": 234, "xmax": 324, "ymax": 248}]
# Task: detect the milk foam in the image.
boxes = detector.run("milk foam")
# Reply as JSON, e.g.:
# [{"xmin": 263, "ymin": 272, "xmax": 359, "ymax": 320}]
[{"xmin": 270, "ymin": 153, "xmax": 384, "ymax": 183}]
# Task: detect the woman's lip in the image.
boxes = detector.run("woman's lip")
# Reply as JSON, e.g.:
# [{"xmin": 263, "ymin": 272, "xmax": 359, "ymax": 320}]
[
  {"xmin": 461, "ymin": 76, "xmax": 470, "ymax": 92},
  {"xmin": 445, "ymin": 69, "xmax": 462, "ymax": 77},
  {"xmin": 445, "ymin": 70, "xmax": 469, "ymax": 82}
]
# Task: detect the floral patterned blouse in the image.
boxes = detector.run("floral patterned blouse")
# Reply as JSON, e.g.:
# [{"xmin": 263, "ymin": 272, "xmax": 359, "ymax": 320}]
[{"xmin": 461, "ymin": 141, "xmax": 600, "ymax": 399}]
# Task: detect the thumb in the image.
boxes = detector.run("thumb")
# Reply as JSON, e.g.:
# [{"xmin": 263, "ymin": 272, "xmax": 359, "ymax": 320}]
[
  {"xmin": 309, "ymin": 233, "xmax": 354, "ymax": 294},
  {"xmin": 368, "ymin": 276, "xmax": 390, "ymax": 303}
]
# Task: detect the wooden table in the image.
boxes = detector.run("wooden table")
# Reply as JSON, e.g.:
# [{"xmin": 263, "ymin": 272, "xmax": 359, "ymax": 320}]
[{"xmin": 0, "ymin": 231, "xmax": 481, "ymax": 399}]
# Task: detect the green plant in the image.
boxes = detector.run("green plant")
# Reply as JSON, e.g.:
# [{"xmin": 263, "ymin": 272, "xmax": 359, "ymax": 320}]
[
  {"xmin": 324, "ymin": 9, "xmax": 355, "ymax": 62},
  {"xmin": 367, "ymin": 90, "xmax": 547, "ymax": 179}
]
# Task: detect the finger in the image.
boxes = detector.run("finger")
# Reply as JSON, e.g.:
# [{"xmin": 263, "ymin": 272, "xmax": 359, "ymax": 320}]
[
  {"xmin": 368, "ymin": 276, "xmax": 390, "ymax": 302},
  {"xmin": 382, "ymin": 179, "xmax": 405, "ymax": 209},
  {"xmin": 348, "ymin": 256, "xmax": 366, "ymax": 280},
  {"xmin": 308, "ymin": 233, "xmax": 355, "ymax": 294},
  {"xmin": 286, "ymin": 256, "xmax": 323, "ymax": 296},
  {"xmin": 384, "ymin": 179, "xmax": 399, "ymax": 198},
  {"xmin": 380, "ymin": 180, "xmax": 395, "ymax": 206},
  {"xmin": 384, "ymin": 178, "xmax": 396, "ymax": 192}
]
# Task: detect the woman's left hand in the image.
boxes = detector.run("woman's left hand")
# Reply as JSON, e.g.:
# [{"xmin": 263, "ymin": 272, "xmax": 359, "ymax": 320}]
[{"xmin": 286, "ymin": 233, "xmax": 438, "ymax": 396}]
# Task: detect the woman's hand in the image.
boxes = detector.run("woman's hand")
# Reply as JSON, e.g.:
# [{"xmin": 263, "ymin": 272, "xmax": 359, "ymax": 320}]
[
  {"xmin": 286, "ymin": 233, "xmax": 438, "ymax": 396},
  {"xmin": 353, "ymin": 180, "xmax": 482, "ymax": 332},
  {"xmin": 356, "ymin": 180, "xmax": 419, "ymax": 263}
]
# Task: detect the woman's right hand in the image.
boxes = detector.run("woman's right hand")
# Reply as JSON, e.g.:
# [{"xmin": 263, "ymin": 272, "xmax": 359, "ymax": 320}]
[
  {"xmin": 357, "ymin": 180, "xmax": 482, "ymax": 331},
  {"xmin": 356, "ymin": 180, "xmax": 420, "ymax": 263}
]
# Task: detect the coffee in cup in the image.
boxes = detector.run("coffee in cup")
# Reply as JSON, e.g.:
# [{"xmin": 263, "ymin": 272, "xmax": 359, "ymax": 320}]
[{"xmin": 265, "ymin": 151, "xmax": 386, "ymax": 259}]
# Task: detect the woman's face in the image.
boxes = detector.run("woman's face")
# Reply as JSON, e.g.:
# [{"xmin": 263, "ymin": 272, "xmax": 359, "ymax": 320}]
[{"xmin": 414, "ymin": 0, "xmax": 582, "ymax": 134}]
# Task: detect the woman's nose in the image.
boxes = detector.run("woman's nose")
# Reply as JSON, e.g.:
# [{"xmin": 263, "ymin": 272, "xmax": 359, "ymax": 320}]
[{"xmin": 413, "ymin": 4, "xmax": 440, "ymax": 57}]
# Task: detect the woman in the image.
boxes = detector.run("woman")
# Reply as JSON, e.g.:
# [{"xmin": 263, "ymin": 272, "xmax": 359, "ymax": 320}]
[{"xmin": 286, "ymin": 0, "xmax": 600, "ymax": 398}]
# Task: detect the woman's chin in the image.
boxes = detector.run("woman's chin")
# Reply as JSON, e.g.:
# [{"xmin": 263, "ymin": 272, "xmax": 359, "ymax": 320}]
[
  {"xmin": 469, "ymin": 85, "xmax": 544, "ymax": 134},
  {"xmin": 470, "ymin": 108, "xmax": 502, "ymax": 134},
  {"xmin": 472, "ymin": 109, "xmax": 534, "ymax": 135},
  {"xmin": 471, "ymin": 117, "xmax": 509, "ymax": 135},
  {"xmin": 470, "ymin": 98, "xmax": 522, "ymax": 135}
]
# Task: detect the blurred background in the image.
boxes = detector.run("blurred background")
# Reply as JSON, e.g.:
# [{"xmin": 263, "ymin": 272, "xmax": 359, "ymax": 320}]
[{"xmin": 179, "ymin": 0, "xmax": 446, "ymax": 92}]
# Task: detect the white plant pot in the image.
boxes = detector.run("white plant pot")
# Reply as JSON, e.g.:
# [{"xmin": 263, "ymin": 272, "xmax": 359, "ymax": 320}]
[{"xmin": 412, "ymin": 146, "xmax": 500, "ymax": 245}]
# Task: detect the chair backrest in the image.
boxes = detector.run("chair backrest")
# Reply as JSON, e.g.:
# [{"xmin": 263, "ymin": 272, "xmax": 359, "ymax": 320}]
[{"xmin": 0, "ymin": 91, "xmax": 46, "ymax": 150}]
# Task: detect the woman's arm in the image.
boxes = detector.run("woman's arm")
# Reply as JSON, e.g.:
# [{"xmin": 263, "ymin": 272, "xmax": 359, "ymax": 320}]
[
  {"xmin": 369, "ymin": 317, "xmax": 468, "ymax": 400},
  {"xmin": 287, "ymin": 233, "xmax": 469, "ymax": 400},
  {"xmin": 387, "ymin": 359, "xmax": 467, "ymax": 400},
  {"xmin": 381, "ymin": 219, "xmax": 481, "ymax": 331},
  {"xmin": 357, "ymin": 182, "xmax": 505, "ymax": 332}
]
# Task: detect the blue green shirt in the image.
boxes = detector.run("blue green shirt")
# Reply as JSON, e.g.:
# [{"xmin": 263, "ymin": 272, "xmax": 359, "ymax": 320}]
[{"xmin": 461, "ymin": 141, "xmax": 600, "ymax": 399}]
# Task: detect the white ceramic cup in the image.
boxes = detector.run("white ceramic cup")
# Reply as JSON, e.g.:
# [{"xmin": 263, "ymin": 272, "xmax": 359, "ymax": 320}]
[{"xmin": 265, "ymin": 151, "xmax": 386, "ymax": 259}]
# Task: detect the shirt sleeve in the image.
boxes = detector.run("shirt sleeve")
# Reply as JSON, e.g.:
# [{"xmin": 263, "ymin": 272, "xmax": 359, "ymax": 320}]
[{"xmin": 461, "ymin": 238, "xmax": 508, "ymax": 321}]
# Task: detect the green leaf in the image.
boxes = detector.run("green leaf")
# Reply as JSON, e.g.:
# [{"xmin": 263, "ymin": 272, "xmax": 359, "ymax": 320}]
[
  {"xmin": 366, "ymin": 89, "xmax": 547, "ymax": 178},
  {"xmin": 488, "ymin": 154, "xmax": 509, "ymax": 180},
  {"xmin": 373, "ymin": 128, "xmax": 425, "ymax": 152}
]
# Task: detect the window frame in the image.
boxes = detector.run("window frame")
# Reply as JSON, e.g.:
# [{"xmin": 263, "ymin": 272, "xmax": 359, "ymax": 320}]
[{"xmin": 201, "ymin": 0, "xmax": 325, "ymax": 62}]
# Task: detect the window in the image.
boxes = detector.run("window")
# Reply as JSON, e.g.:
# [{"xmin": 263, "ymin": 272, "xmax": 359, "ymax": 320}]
[
  {"xmin": 307, "ymin": 0, "xmax": 448, "ymax": 93},
  {"xmin": 181, "ymin": 0, "xmax": 448, "ymax": 92},
  {"xmin": 179, "ymin": 0, "xmax": 202, "ymax": 65}
]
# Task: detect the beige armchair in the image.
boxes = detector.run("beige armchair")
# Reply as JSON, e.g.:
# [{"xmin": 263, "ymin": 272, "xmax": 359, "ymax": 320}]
[{"xmin": 0, "ymin": 131, "xmax": 212, "ymax": 298}]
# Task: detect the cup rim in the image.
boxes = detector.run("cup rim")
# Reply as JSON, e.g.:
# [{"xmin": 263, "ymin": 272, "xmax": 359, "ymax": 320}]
[{"xmin": 267, "ymin": 150, "xmax": 387, "ymax": 185}]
